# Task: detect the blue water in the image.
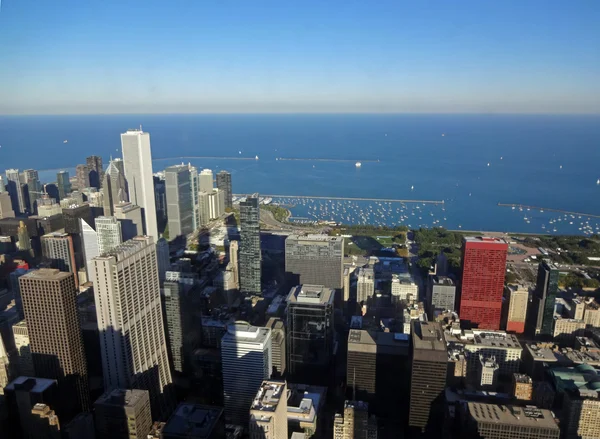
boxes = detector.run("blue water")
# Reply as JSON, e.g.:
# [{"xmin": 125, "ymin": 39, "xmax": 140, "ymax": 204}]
[{"xmin": 1, "ymin": 114, "xmax": 599, "ymax": 234}]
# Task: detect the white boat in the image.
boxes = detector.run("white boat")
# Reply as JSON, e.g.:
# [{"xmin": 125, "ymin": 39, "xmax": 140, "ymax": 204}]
[
  {"xmin": 597, "ymin": 179, "xmax": 600, "ymax": 185},
  {"xmin": 355, "ymin": 162, "xmax": 362, "ymax": 167},
  {"xmin": 255, "ymin": 155, "xmax": 259, "ymax": 160},
  {"xmin": 411, "ymin": 185, "xmax": 414, "ymax": 190},
  {"xmin": 63, "ymin": 140, "xmax": 68, "ymax": 144}
]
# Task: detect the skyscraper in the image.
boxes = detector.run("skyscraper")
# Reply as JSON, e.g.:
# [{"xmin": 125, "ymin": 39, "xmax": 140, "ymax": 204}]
[
  {"xmin": 121, "ymin": 129, "xmax": 158, "ymax": 239},
  {"xmin": 86, "ymin": 155, "xmax": 104, "ymax": 189},
  {"xmin": 459, "ymin": 237, "xmax": 508, "ymax": 330},
  {"xmin": 5, "ymin": 168, "xmax": 26, "ymax": 214},
  {"xmin": 535, "ymin": 260, "xmax": 559, "ymax": 336},
  {"xmin": 95, "ymin": 216, "xmax": 123, "ymax": 255},
  {"xmin": 80, "ymin": 218, "xmax": 99, "ymax": 281},
  {"xmin": 506, "ymin": 285, "xmax": 528, "ymax": 334},
  {"xmin": 94, "ymin": 389, "xmax": 152, "ymax": 439},
  {"xmin": 221, "ymin": 322, "xmax": 272, "ymax": 425},
  {"xmin": 22, "ymin": 169, "xmax": 42, "ymax": 212},
  {"xmin": 114, "ymin": 202, "xmax": 143, "ymax": 241},
  {"xmin": 165, "ymin": 164, "xmax": 193, "ymax": 238},
  {"xmin": 156, "ymin": 237, "xmax": 170, "ymax": 282},
  {"xmin": 408, "ymin": 321, "xmax": 447, "ymax": 434},
  {"xmin": 13, "ymin": 320, "xmax": 35, "ymax": 376},
  {"xmin": 216, "ymin": 170, "xmax": 232, "ymax": 209},
  {"xmin": 75, "ymin": 164, "xmax": 90, "ymax": 190},
  {"xmin": 239, "ymin": 194, "xmax": 261, "ymax": 295},
  {"xmin": 286, "ymin": 285, "xmax": 335, "ymax": 383},
  {"xmin": 19, "ymin": 269, "xmax": 89, "ymax": 420},
  {"xmin": 356, "ymin": 267, "xmax": 375, "ymax": 303},
  {"xmin": 285, "ymin": 235, "xmax": 344, "ymax": 289},
  {"xmin": 249, "ymin": 380, "xmax": 288, "ymax": 439},
  {"xmin": 56, "ymin": 171, "xmax": 71, "ymax": 200},
  {"xmin": 333, "ymin": 400, "xmax": 377, "ymax": 439},
  {"xmin": 0, "ymin": 190, "xmax": 15, "ymax": 219},
  {"xmin": 101, "ymin": 159, "xmax": 128, "ymax": 216},
  {"xmin": 188, "ymin": 164, "xmax": 199, "ymax": 230},
  {"xmin": 199, "ymin": 169, "xmax": 213, "ymax": 192},
  {"xmin": 17, "ymin": 220, "xmax": 31, "ymax": 252},
  {"xmin": 265, "ymin": 318, "xmax": 286, "ymax": 377},
  {"xmin": 40, "ymin": 232, "xmax": 78, "ymax": 286},
  {"xmin": 91, "ymin": 237, "xmax": 172, "ymax": 418}
]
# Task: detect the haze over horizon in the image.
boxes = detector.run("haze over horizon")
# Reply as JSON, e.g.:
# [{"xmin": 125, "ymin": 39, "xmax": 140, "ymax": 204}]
[{"xmin": 1, "ymin": 0, "xmax": 599, "ymax": 115}]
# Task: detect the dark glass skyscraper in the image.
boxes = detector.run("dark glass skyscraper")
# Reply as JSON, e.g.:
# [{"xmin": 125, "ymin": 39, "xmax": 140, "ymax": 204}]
[
  {"xmin": 239, "ymin": 194, "xmax": 261, "ymax": 295},
  {"xmin": 56, "ymin": 170, "xmax": 71, "ymax": 200},
  {"xmin": 164, "ymin": 165, "xmax": 193, "ymax": 237},
  {"xmin": 86, "ymin": 155, "xmax": 103, "ymax": 189},
  {"xmin": 216, "ymin": 170, "xmax": 232, "ymax": 209},
  {"xmin": 535, "ymin": 260, "xmax": 559, "ymax": 336}
]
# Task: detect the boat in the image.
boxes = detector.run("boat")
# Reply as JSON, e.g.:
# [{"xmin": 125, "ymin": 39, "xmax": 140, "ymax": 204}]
[
  {"xmin": 255, "ymin": 155, "xmax": 259, "ymax": 160},
  {"xmin": 411, "ymin": 185, "xmax": 414, "ymax": 191},
  {"xmin": 487, "ymin": 163, "xmax": 490, "ymax": 167},
  {"xmin": 597, "ymin": 179, "xmax": 600, "ymax": 185},
  {"xmin": 355, "ymin": 162, "xmax": 362, "ymax": 167},
  {"xmin": 63, "ymin": 140, "xmax": 68, "ymax": 144}
]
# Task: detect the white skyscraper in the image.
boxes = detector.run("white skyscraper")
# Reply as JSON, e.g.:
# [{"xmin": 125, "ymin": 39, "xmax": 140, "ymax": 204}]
[
  {"xmin": 188, "ymin": 164, "xmax": 199, "ymax": 230},
  {"xmin": 121, "ymin": 129, "xmax": 158, "ymax": 239},
  {"xmin": 95, "ymin": 216, "xmax": 122, "ymax": 255},
  {"xmin": 221, "ymin": 322, "xmax": 272, "ymax": 425},
  {"xmin": 91, "ymin": 236, "xmax": 172, "ymax": 418},
  {"xmin": 199, "ymin": 169, "xmax": 213, "ymax": 192},
  {"xmin": 357, "ymin": 267, "xmax": 375, "ymax": 303},
  {"xmin": 80, "ymin": 218, "xmax": 99, "ymax": 281}
]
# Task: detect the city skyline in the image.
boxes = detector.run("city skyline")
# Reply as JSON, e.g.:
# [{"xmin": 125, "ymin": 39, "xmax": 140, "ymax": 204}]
[{"xmin": 1, "ymin": 1, "xmax": 599, "ymax": 115}]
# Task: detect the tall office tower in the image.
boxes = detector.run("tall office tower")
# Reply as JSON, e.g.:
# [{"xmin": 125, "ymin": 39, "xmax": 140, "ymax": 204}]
[
  {"xmin": 356, "ymin": 267, "xmax": 374, "ymax": 303},
  {"xmin": 114, "ymin": 202, "xmax": 143, "ymax": 240},
  {"xmin": 535, "ymin": 260, "xmax": 559, "ymax": 336},
  {"xmin": 40, "ymin": 232, "xmax": 78, "ymax": 286},
  {"xmin": 62, "ymin": 203, "xmax": 93, "ymax": 234},
  {"xmin": 95, "ymin": 216, "xmax": 122, "ymax": 255},
  {"xmin": 239, "ymin": 194, "xmax": 261, "ymax": 295},
  {"xmin": 156, "ymin": 237, "xmax": 170, "ymax": 282},
  {"xmin": 91, "ymin": 237, "xmax": 173, "ymax": 418},
  {"xmin": 4, "ymin": 377, "xmax": 59, "ymax": 439},
  {"xmin": 462, "ymin": 403, "xmax": 560, "ymax": 439},
  {"xmin": 75, "ymin": 164, "xmax": 90, "ymax": 189},
  {"xmin": 17, "ymin": 220, "xmax": 32, "ymax": 251},
  {"xmin": 163, "ymin": 271, "xmax": 200, "ymax": 374},
  {"xmin": 249, "ymin": 380, "xmax": 288, "ymax": 439},
  {"xmin": 333, "ymin": 400, "xmax": 377, "ymax": 439},
  {"xmin": 153, "ymin": 175, "xmax": 167, "ymax": 225},
  {"xmin": 459, "ymin": 237, "xmax": 508, "ymax": 330},
  {"xmin": 22, "ymin": 169, "xmax": 42, "ymax": 211},
  {"xmin": 56, "ymin": 171, "xmax": 71, "ymax": 200},
  {"xmin": 80, "ymin": 219, "xmax": 99, "ymax": 281},
  {"xmin": 409, "ymin": 321, "xmax": 447, "ymax": 434},
  {"xmin": 94, "ymin": 389, "xmax": 152, "ymax": 439},
  {"xmin": 286, "ymin": 285, "xmax": 335, "ymax": 383},
  {"xmin": 19, "ymin": 269, "xmax": 89, "ymax": 420},
  {"xmin": 5, "ymin": 168, "xmax": 26, "ymax": 214},
  {"xmin": 228, "ymin": 240, "xmax": 239, "ymax": 287},
  {"xmin": 427, "ymin": 275, "xmax": 456, "ymax": 317},
  {"xmin": 285, "ymin": 235, "xmax": 344, "ymax": 289},
  {"xmin": 10, "ymin": 268, "xmax": 30, "ymax": 319},
  {"xmin": 86, "ymin": 155, "xmax": 104, "ymax": 189},
  {"xmin": 0, "ymin": 191, "xmax": 15, "ymax": 219},
  {"xmin": 216, "ymin": 170, "xmax": 232, "ymax": 209},
  {"xmin": 221, "ymin": 322, "xmax": 272, "ymax": 426},
  {"xmin": 0, "ymin": 337, "xmax": 10, "ymax": 392},
  {"xmin": 265, "ymin": 318, "xmax": 286, "ymax": 377},
  {"xmin": 506, "ymin": 285, "xmax": 528, "ymax": 333},
  {"xmin": 165, "ymin": 164, "xmax": 193, "ymax": 238},
  {"xmin": 121, "ymin": 129, "xmax": 158, "ymax": 239},
  {"xmin": 101, "ymin": 159, "xmax": 128, "ymax": 216},
  {"xmin": 13, "ymin": 320, "xmax": 35, "ymax": 376},
  {"xmin": 188, "ymin": 164, "xmax": 199, "ymax": 230},
  {"xmin": 199, "ymin": 169, "xmax": 213, "ymax": 192}
]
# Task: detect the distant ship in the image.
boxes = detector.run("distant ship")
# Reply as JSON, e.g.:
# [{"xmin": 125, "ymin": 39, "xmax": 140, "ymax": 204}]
[
  {"xmin": 63, "ymin": 140, "xmax": 68, "ymax": 144},
  {"xmin": 255, "ymin": 155, "xmax": 259, "ymax": 160},
  {"xmin": 597, "ymin": 179, "xmax": 600, "ymax": 185},
  {"xmin": 411, "ymin": 185, "xmax": 414, "ymax": 191},
  {"xmin": 355, "ymin": 162, "xmax": 361, "ymax": 167}
]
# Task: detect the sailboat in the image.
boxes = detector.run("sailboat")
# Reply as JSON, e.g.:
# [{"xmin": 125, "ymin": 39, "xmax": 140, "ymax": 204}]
[{"xmin": 597, "ymin": 179, "xmax": 600, "ymax": 185}]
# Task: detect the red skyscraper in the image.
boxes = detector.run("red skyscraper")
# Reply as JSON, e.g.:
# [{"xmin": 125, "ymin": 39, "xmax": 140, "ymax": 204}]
[{"xmin": 459, "ymin": 237, "xmax": 508, "ymax": 330}]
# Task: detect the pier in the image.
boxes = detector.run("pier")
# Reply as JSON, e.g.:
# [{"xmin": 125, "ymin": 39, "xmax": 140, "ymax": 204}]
[
  {"xmin": 276, "ymin": 157, "xmax": 380, "ymax": 163},
  {"xmin": 498, "ymin": 203, "xmax": 600, "ymax": 219},
  {"xmin": 153, "ymin": 156, "xmax": 256, "ymax": 161},
  {"xmin": 235, "ymin": 194, "xmax": 445, "ymax": 204}
]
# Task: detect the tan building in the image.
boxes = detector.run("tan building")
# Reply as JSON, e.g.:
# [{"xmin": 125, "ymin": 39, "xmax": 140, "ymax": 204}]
[
  {"xmin": 512, "ymin": 373, "xmax": 533, "ymax": 401},
  {"xmin": 333, "ymin": 400, "xmax": 377, "ymax": 439},
  {"xmin": 584, "ymin": 300, "xmax": 600, "ymax": 328},
  {"xmin": 249, "ymin": 380, "xmax": 288, "ymax": 439},
  {"xmin": 31, "ymin": 403, "xmax": 61, "ymax": 438},
  {"xmin": 12, "ymin": 320, "xmax": 35, "ymax": 376},
  {"xmin": 554, "ymin": 318, "xmax": 586, "ymax": 344},
  {"xmin": 506, "ymin": 285, "xmax": 528, "ymax": 333},
  {"xmin": 266, "ymin": 318, "xmax": 286, "ymax": 377},
  {"xmin": 94, "ymin": 389, "xmax": 152, "ymax": 439},
  {"xmin": 563, "ymin": 389, "xmax": 600, "ymax": 439}
]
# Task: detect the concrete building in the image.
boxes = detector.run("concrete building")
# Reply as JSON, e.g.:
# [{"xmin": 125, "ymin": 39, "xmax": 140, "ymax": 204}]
[
  {"xmin": 506, "ymin": 285, "xmax": 528, "ymax": 334},
  {"xmin": 80, "ymin": 218, "xmax": 99, "ymax": 281},
  {"xmin": 101, "ymin": 159, "xmax": 128, "ymax": 216},
  {"xmin": 17, "ymin": 220, "xmax": 31, "ymax": 252},
  {"xmin": 479, "ymin": 356, "xmax": 499, "ymax": 388},
  {"xmin": 56, "ymin": 170, "xmax": 71, "ymax": 200},
  {"xmin": 199, "ymin": 169, "xmax": 213, "ymax": 192},
  {"xmin": 286, "ymin": 383, "xmax": 326, "ymax": 438},
  {"xmin": 114, "ymin": 202, "xmax": 143, "ymax": 241},
  {"xmin": 5, "ymin": 168, "xmax": 26, "ymax": 214},
  {"xmin": 284, "ymin": 235, "xmax": 344, "ymax": 289},
  {"xmin": 75, "ymin": 164, "xmax": 90, "ymax": 190},
  {"xmin": 95, "ymin": 216, "xmax": 122, "ymax": 255},
  {"xmin": 583, "ymin": 300, "xmax": 600, "ymax": 328},
  {"xmin": 121, "ymin": 129, "xmax": 158, "ymax": 239},
  {"xmin": 390, "ymin": 273, "xmax": 418, "ymax": 304},
  {"xmin": 462, "ymin": 403, "xmax": 559, "ymax": 439},
  {"xmin": 216, "ymin": 170, "xmax": 232, "ymax": 209},
  {"xmin": 165, "ymin": 164, "xmax": 194, "ymax": 238},
  {"xmin": 409, "ymin": 321, "xmax": 447, "ymax": 434},
  {"xmin": 523, "ymin": 343, "xmax": 558, "ymax": 381},
  {"xmin": 40, "ymin": 232, "xmax": 78, "ymax": 285},
  {"xmin": 30, "ymin": 403, "xmax": 61, "ymax": 438},
  {"xmin": 239, "ymin": 194, "xmax": 261, "ymax": 295},
  {"xmin": 356, "ymin": 267, "xmax": 374, "ymax": 303},
  {"xmin": 221, "ymin": 322, "xmax": 272, "ymax": 426},
  {"xmin": 156, "ymin": 237, "xmax": 170, "ymax": 283},
  {"xmin": 94, "ymin": 389, "xmax": 152, "ymax": 439},
  {"xmin": 333, "ymin": 400, "xmax": 377, "ymax": 439},
  {"xmin": 162, "ymin": 404, "xmax": 224, "ymax": 439},
  {"xmin": 554, "ymin": 318, "xmax": 586, "ymax": 344},
  {"xmin": 12, "ymin": 320, "xmax": 34, "ymax": 376},
  {"xmin": 249, "ymin": 380, "xmax": 288, "ymax": 439},
  {"xmin": 0, "ymin": 191, "xmax": 15, "ymax": 219},
  {"xmin": 286, "ymin": 285, "xmax": 334, "ymax": 383},
  {"xmin": 188, "ymin": 164, "xmax": 199, "ymax": 231},
  {"xmin": 91, "ymin": 237, "xmax": 173, "ymax": 419},
  {"xmin": 265, "ymin": 317, "xmax": 286, "ymax": 377},
  {"xmin": 535, "ymin": 260, "xmax": 559, "ymax": 336},
  {"xmin": 19, "ymin": 269, "xmax": 89, "ymax": 420},
  {"xmin": 86, "ymin": 155, "xmax": 104, "ymax": 189},
  {"xmin": 512, "ymin": 373, "xmax": 533, "ymax": 401},
  {"xmin": 37, "ymin": 196, "xmax": 62, "ymax": 218},
  {"xmin": 427, "ymin": 275, "xmax": 456, "ymax": 316}
]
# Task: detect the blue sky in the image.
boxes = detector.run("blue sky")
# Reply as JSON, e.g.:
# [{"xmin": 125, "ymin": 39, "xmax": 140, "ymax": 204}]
[{"xmin": 0, "ymin": 0, "xmax": 599, "ymax": 114}]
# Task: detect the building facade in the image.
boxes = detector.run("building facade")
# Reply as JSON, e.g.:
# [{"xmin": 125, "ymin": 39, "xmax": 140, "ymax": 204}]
[
  {"xmin": 101, "ymin": 159, "xmax": 128, "ymax": 216},
  {"xmin": 165, "ymin": 164, "xmax": 194, "ymax": 238},
  {"xmin": 86, "ymin": 155, "xmax": 104, "ymax": 189},
  {"xmin": 333, "ymin": 400, "xmax": 377, "ymax": 439},
  {"xmin": 356, "ymin": 268, "xmax": 374, "ymax": 304},
  {"xmin": 249, "ymin": 380, "xmax": 288, "ymax": 439},
  {"xmin": 216, "ymin": 170, "xmax": 232, "ymax": 209},
  {"xmin": 506, "ymin": 285, "xmax": 528, "ymax": 334},
  {"xmin": 285, "ymin": 235, "xmax": 344, "ymax": 289},
  {"xmin": 94, "ymin": 389, "xmax": 152, "ymax": 439},
  {"xmin": 239, "ymin": 194, "xmax": 261, "ymax": 295},
  {"xmin": 40, "ymin": 232, "xmax": 78, "ymax": 285},
  {"xmin": 95, "ymin": 216, "xmax": 123, "ymax": 255},
  {"xmin": 535, "ymin": 260, "xmax": 559, "ymax": 336}
]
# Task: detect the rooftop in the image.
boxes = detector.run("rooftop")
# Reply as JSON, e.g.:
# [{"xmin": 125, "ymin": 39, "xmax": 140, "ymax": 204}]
[
  {"xmin": 22, "ymin": 268, "xmax": 71, "ymax": 282},
  {"xmin": 413, "ymin": 321, "xmax": 446, "ymax": 352},
  {"xmin": 347, "ymin": 329, "xmax": 410, "ymax": 355},
  {"xmin": 431, "ymin": 276, "xmax": 455, "ymax": 286},
  {"xmin": 5, "ymin": 376, "xmax": 56, "ymax": 393},
  {"xmin": 287, "ymin": 234, "xmax": 343, "ymax": 243},
  {"xmin": 513, "ymin": 374, "xmax": 533, "ymax": 384},
  {"xmin": 251, "ymin": 380, "xmax": 285, "ymax": 412},
  {"xmin": 548, "ymin": 364, "xmax": 600, "ymax": 396},
  {"xmin": 95, "ymin": 388, "xmax": 148, "ymax": 408},
  {"xmin": 163, "ymin": 404, "xmax": 223, "ymax": 438},
  {"xmin": 222, "ymin": 322, "xmax": 271, "ymax": 344},
  {"xmin": 95, "ymin": 236, "xmax": 152, "ymax": 260},
  {"xmin": 526, "ymin": 343, "xmax": 558, "ymax": 362},
  {"xmin": 464, "ymin": 236, "xmax": 508, "ymax": 244},
  {"xmin": 467, "ymin": 403, "xmax": 558, "ymax": 430},
  {"xmin": 286, "ymin": 284, "xmax": 335, "ymax": 306}
]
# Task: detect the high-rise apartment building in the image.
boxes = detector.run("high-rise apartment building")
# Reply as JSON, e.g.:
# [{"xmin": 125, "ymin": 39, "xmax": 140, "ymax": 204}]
[
  {"xmin": 75, "ymin": 164, "xmax": 90, "ymax": 189},
  {"xmin": 5, "ymin": 168, "xmax": 26, "ymax": 214},
  {"xmin": 86, "ymin": 155, "xmax": 103, "ymax": 189},
  {"xmin": 188, "ymin": 164, "xmax": 199, "ymax": 230},
  {"xmin": 553, "ymin": 318, "xmax": 586, "ymax": 344},
  {"xmin": 356, "ymin": 267, "xmax": 375, "ymax": 303},
  {"xmin": 409, "ymin": 321, "xmax": 447, "ymax": 434},
  {"xmin": 221, "ymin": 322, "xmax": 272, "ymax": 425},
  {"xmin": 285, "ymin": 235, "xmax": 344, "ymax": 289},
  {"xmin": 19, "ymin": 269, "xmax": 89, "ymax": 420},
  {"xmin": 459, "ymin": 237, "xmax": 508, "ymax": 330},
  {"xmin": 535, "ymin": 260, "xmax": 559, "ymax": 336},
  {"xmin": 0, "ymin": 191, "xmax": 15, "ymax": 219},
  {"xmin": 239, "ymin": 194, "xmax": 261, "ymax": 295},
  {"xmin": 114, "ymin": 202, "xmax": 143, "ymax": 240},
  {"xmin": 101, "ymin": 159, "xmax": 128, "ymax": 216},
  {"xmin": 249, "ymin": 380, "xmax": 288, "ymax": 439},
  {"xmin": 216, "ymin": 170, "xmax": 232, "ymax": 209},
  {"xmin": 506, "ymin": 285, "xmax": 528, "ymax": 334},
  {"xmin": 40, "ymin": 232, "xmax": 78, "ymax": 286},
  {"xmin": 91, "ymin": 237, "xmax": 172, "ymax": 418},
  {"xmin": 17, "ymin": 220, "xmax": 32, "ymax": 251},
  {"xmin": 265, "ymin": 317, "xmax": 286, "ymax": 377},
  {"xmin": 121, "ymin": 129, "xmax": 158, "ymax": 239},
  {"xmin": 56, "ymin": 171, "xmax": 71, "ymax": 200},
  {"xmin": 199, "ymin": 169, "xmax": 213, "ymax": 192},
  {"xmin": 165, "ymin": 164, "xmax": 193, "ymax": 238},
  {"xmin": 286, "ymin": 285, "xmax": 334, "ymax": 383},
  {"xmin": 228, "ymin": 240, "xmax": 239, "ymax": 288},
  {"xmin": 13, "ymin": 320, "xmax": 35, "ymax": 376},
  {"xmin": 94, "ymin": 389, "xmax": 152, "ymax": 439},
  {"xmin": 333, "ymin": 400, "xmax": 377, "ymax": 439},
  {"xmin": 95, "ymin": 216, "xmax": 122, "ymax": 255}
]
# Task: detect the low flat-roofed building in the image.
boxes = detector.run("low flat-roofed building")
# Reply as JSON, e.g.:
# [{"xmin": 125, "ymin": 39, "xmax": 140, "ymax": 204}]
[
  {"xmin": 249, "ymin": 380, "xmax": 287, "ymax": 439},
  {"xmin": 554, "ymin": 318, "xmax": 586, "ymax": 345},
  {"xmin": 523, "ymin": 343, "xmax": 558, "ymax": 381},
  {"xmin": 286, "ymin": 383, "xmax": 326, "ymax": 438},
  {"xmin": 512, "ymin": 374, "xmax": 533, "ymax": 401},
  {"xmin": 162, "ymin": 404, "xmax": 225, "ymax": 439}
]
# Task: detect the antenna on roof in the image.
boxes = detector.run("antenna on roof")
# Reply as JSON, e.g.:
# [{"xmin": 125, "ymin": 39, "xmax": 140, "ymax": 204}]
[{"xmin": 139, "ymin": 124, "xmax": 143, "ymax": 131}]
